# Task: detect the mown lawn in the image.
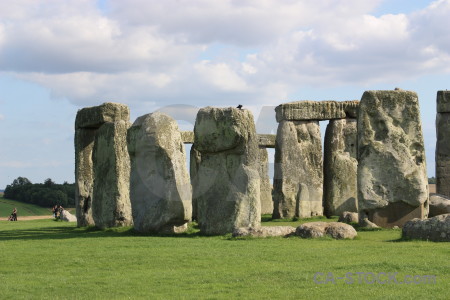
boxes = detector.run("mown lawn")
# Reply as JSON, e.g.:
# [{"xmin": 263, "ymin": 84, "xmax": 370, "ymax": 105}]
[
  {"xmin": 0, "ymin": 196, "xmax": 51, "ymax": 217},
  {"xmin": 0, "ymin": 219, "xmax": 448, "ymax": 299}
]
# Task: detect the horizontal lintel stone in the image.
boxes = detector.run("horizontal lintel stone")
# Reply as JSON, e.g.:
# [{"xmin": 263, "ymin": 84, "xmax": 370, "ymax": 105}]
[
  {"xmin": 75, "ymin": 102, "xmax": 130, "ymax": 129},
  {"xmin": 275, "ymin": 100, "xmax": 359, "ymax": 122},
  {"xmin": 258, "ymin": 134, "xmax": 276, "ymax": 148},
  {"xmin": 181, "ymin": 131, "xmax": 195, "ymax": 144}
]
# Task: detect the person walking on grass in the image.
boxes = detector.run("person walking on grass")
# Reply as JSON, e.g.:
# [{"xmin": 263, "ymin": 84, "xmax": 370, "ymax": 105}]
[{"xmin": 12, "ymin": 208, "xmax": 17, "ymax": 221}]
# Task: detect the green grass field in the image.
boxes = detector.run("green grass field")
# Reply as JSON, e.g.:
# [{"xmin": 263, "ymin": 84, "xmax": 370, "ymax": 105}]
[
  {"xmin": 0, "ymin": 196, "xmax": 51, "ymax": 217},
  {"xmin": 0, "ymin": 218, "xmax": 448, "ymax": 299}
]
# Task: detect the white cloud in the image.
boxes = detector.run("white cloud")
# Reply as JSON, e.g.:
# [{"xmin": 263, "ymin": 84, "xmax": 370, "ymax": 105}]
[
  {"xmin": 0, "ymin": 0, "xmax": 449, "ymax": 109},
  {"xmin": 195, "ymin": 61, "xmax": 248, "ymax": 92}
]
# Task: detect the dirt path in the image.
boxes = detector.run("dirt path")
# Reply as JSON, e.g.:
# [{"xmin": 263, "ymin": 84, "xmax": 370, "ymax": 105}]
[{"xmin": 0, "ymin": 215, "xmax": 53, "ymax": 221}]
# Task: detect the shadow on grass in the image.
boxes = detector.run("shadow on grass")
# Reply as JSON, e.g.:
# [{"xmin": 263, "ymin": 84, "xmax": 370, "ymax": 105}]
[{"xmin": 0, "ymin": 221, "xmax": 212, "ymax": 241}]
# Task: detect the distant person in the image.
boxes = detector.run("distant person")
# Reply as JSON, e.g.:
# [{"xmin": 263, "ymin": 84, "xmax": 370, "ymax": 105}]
[
  {"xmin": 52, "ymin": 205, "xmax": 58, "ymax": 219},
  {"xmin": 58, "ymin": 205, "xmax": 64, "ymax": 219},
  {"xmin": 12, "ymin": 208, "xmax": 17, "ymax": 221}
]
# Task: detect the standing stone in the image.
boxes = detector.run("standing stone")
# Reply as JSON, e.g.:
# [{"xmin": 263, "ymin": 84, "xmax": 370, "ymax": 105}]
[
  {"xmin": 323, "ymin": 118, "xmax": 358, "ymax": 217},
  {"xmin": 74, "ymin": 102, "xmax": 130, "ymax": 227},
  {"xmin": 357, "ymin": 90, "xmax": 429, "ymax": 228},
  {"xmin": 127, "ymin": 112, "xmax": 192, "ymax": 233},
  {"xmin": 192, "ymin": 107, "xmax": 260, "ymax": 235},
  {"xmin": 258, "ymin": 148, "xmax": 273, "ymax": 215},
  {"xmin": 273, "ymin": 120, "xmax": 323, "ymax": 219},
  {"xmin": 189, "ymin": 146, "xmax": 201, "ymax": 221},
  {"xmin": 74, "ymin": 129, "xmax": 96, "ymax": 227},
  {"xmin": 92, "ymin": 120, "xmax": 133, "ymax": 228},
  {"xmin": 436, "ymin": 91, "xmax": 450, "ymax": 198}
]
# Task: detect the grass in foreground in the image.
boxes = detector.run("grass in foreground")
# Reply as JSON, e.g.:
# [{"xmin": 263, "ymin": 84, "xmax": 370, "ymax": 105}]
[{"xmin": 0, "ymin": 219, "xmax": 448, "ymax": 299}]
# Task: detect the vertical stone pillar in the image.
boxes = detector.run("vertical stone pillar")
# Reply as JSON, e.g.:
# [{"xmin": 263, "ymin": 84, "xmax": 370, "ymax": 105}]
[
  {"xmin": 74, "ymin": 102, "xmax": 130, "ymax": 227},
  {"xmin": 357, "ymin": 90, "xmax": 428, "ymax": 228},
  {"xmin": 127, "ymin": 112, "xmax": 192, "ymax": 233},
  {"xmin": 436, "ymin": 91, "xmax": 450, "ymax": 198},
  {"xmin": 189, "ymin": 146, "xmax": 201, "ymax": 221},
  {"xmin": 323, "ymin": 118, "xmax": 358, "ymax": 217},
  {"xmin": 192, "ymin": 107, "xmax": 260, "ymax": 235},
  {"xmin": 92, "ymin": 120, "xmax": 133, "ymax": 228},
  {"xmin": 74, "ymin": 129, "xmax": 96, "ymax": 227},
  {"xmin": 258, "ymin": 148, "xmax": 273, "ymax": 215},
  {"xmin": 273, "ymin": 120, "xmax": 323, "ymax": 219}
]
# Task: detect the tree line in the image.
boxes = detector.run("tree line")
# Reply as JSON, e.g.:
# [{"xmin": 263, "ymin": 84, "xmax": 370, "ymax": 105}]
[{"xmin": 3, "ymin": 177, "xmax": 75, "ymax": 207}]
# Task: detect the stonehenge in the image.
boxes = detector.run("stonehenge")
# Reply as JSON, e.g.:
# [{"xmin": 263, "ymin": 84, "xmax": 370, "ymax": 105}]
[
  {"xmin": 191, "ymin": 107, "xmax": 261, "ymax": 235},
  {"xmin": 273, "ymin": 100, "xmax": 359, "ymax": 219},
  {"xmin": 258, "ymin": 148, "xmax": 273, "ymax": 214},
  {"xmin": 402, "ymin": 214, "xmax": 450, "ymax": 242},
  {"xmin": 272, "ymin": 119, "xmax": 323, "ymax": 219},
  {"xmin": 357, "ymin": 90, "xmax": 428, "ymax": 228},
  {"xmin": 92, "ymin": 120, "xmax": 133, "ymax": 228},
  {"xmin": 74, "ymin": 102, "xmax": 132, "ymax": 228},
  {"xmin": 323, "ymin": 118, "xmax": 358, "ymax": 217},
  {"xmin": 436, "ymin": 91, "xmax": 450, "ymax": 198},
  {"xmin": 127, "ymin": 112, "xmax": 192, "ymax": 233},
  {"xmin": 74, "ymin": 88, "xmax": 437, "ymax": 233}
]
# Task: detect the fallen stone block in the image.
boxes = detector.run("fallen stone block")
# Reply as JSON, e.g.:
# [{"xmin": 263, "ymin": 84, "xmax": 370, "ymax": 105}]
[
  {"xmin": 60, "ymin": 210, "xmax": 77, "ymax": 222},
  {"xmin": 429, "ymin": 194, "xmax": 450, "ymax": 217},
  {"xmin": 402, "ymin": 214, "xmax": 450, "ymax": 242},
  {"xmin": 232, "ymin": 226, "xmax": 296, "ymax": 237},
  {"xmin": 295, "ymin": 222, "xmax": 357, "ymax": 239},
  {"xmin": 338, "ymin": 211, "xmax": 359, "ymax": 224}
]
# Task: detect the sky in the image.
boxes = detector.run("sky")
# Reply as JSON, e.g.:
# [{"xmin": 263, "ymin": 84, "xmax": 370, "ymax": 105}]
[{"xmin": 0, "ymin": 0, "xmax": 449, "ymax": 188}]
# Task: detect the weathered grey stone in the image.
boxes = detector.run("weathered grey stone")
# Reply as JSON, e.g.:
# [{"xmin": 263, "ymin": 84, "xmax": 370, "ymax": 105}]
[
  {"xmin": 275, "ymin": 100, "xmax": 359, "ymax": 122},
  {"xmin": 258, "ymin": 134, "xmax": 276, "ymax": 148},
  {"xmin": 160, "ymin": 223, "xmax": 189, "ymax": 234},
  {"xmin": 323, "ymin": 118, "xmax": 358, "ymax": 217},
  {"xmin": 181, "ymin": 131, "xmax": 194, "ymax": 144},
  {"xmin": 60, "ymin": 210, "xmax": 77, "ymax": 222},
  {"xmin": 338, "ymin": 211, "xmax": 359, "ymax": 224},
  {"xmin": 437, "ymin": 90, "xmax": 450, "ymax": 113},
  {"xmin": 232, "ymin": 226, "xmax": 296, "ymax": 237},
  {"xmin": 357, "ymin": 90, "xmax": 429, "ymax": 228},
  {"xmin": 192, "ymin": 107, "xmax": 260, "ymax": 235},
  {"xmin": 92, "ymin": 120, "xmax": 133, "ymax": 229},
  {"xmin": 128, "ymin": 112, "xmax": 192, "ymax": 233},
  {"xmin": 429, "ymin": 194, "xmax": 450, "ymax": 217},
  {"xmin": 402, "ymin": 214, "xmax": 450, "ymax": 242},
  {"xmin": 181, "ymin": 131, "xmax": 276, "ymax": 148},
  {"xmin": 189, "ymin": 146, "xmax": 201, "ymax": 221},
  {"xmin": 273, "ymin": 120, "xmax": 323, "ymax": 219},
  {"xmin": 295, "ymin": 222, "xmax": 357, "ymax": 239},
  {"xmin": 74, "ymin": 102, "xmax": 130, "ymax": 227},
  {"xmin": 359, "ymin": 218, "xmax": 380, "ymax": 229},
  {"xmin": 75, "ymin": 102, "xmax": 129, "ymax": 129},
  {"xmin": 436, "ymin": 112, "xmax": 450, "ymax": 197},
  {"xmin": 258, "ymin": 148, "xmax": 273, "ymax": 215},
  {"xmin": 74, "ymin": 128, "xmax": 96, "ymax": 227}
]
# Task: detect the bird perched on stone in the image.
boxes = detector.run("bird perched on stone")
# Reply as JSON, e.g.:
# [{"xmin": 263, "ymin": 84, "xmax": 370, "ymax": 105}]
[{"xmin": 237, "ymin": 104, "xmax": 243, "ymax": 109}]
